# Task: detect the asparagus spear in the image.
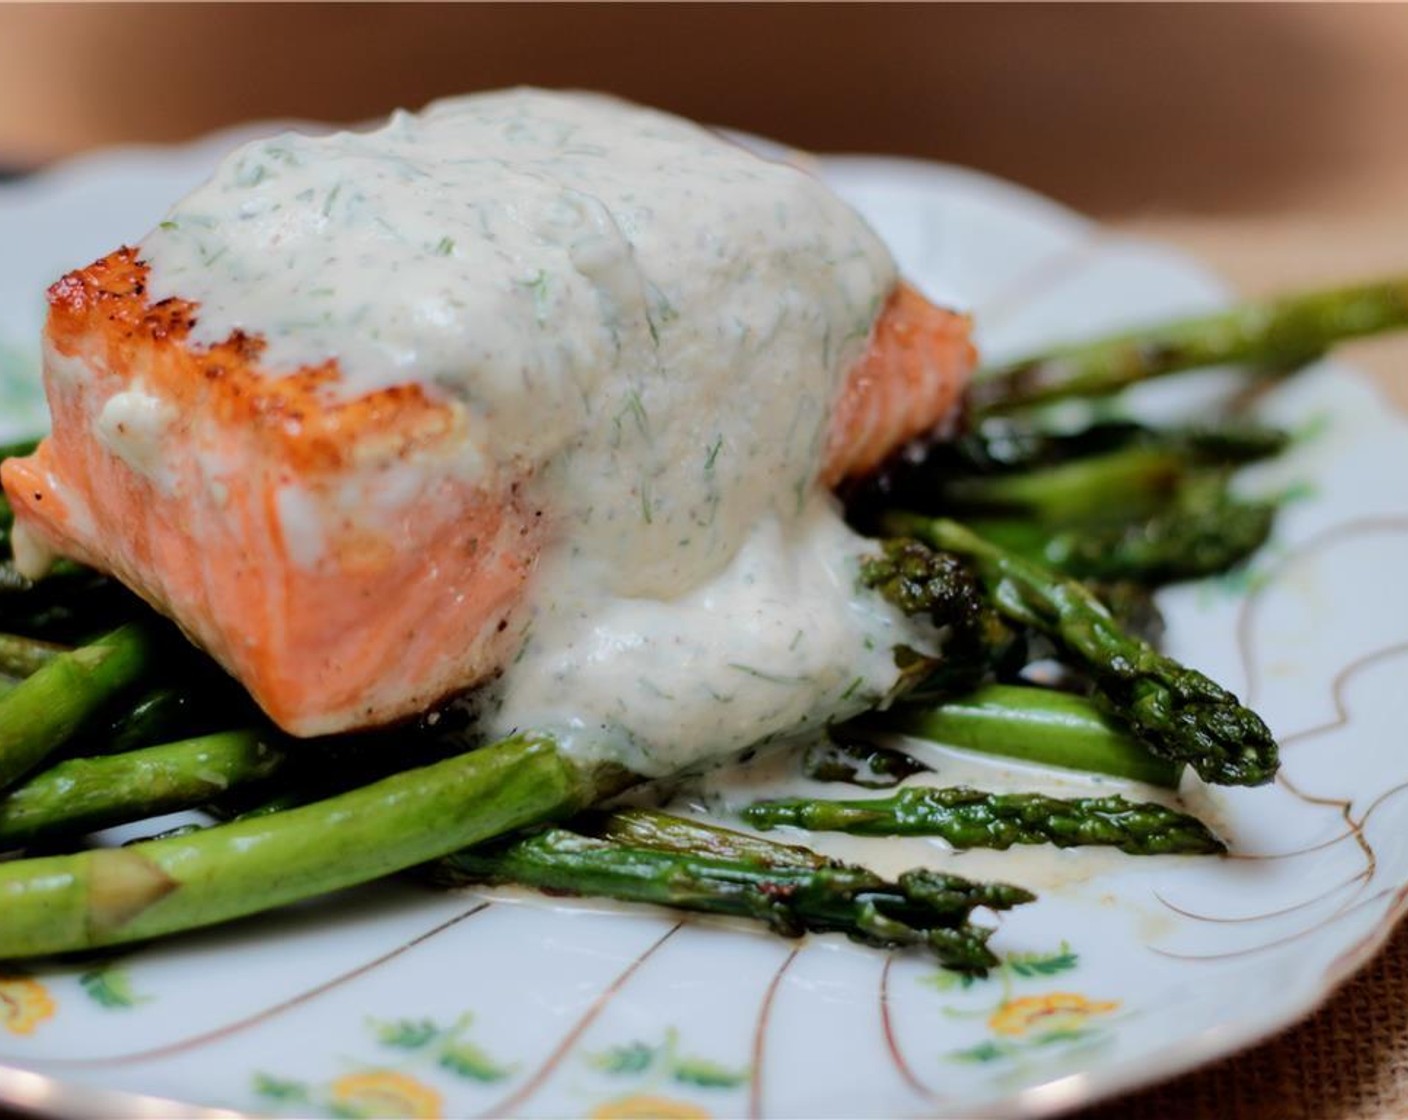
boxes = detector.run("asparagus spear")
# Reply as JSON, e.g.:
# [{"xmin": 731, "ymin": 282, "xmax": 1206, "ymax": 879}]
[
  {"xmin": 1084, "ymin": 580, "xmax": 1166, "ymax": 646},
  {"xmin": 879, "ymin": 521, "xmax": 1277, "ymax": 786},
  {"xmin": 961, "ymin": 483, "xmax": 1275, "ymax": 587},
  {"xmin": 871, "ymin": 419, "xmax": 1286, "ymax": 548},
  {"xmin": 803, "ymin": 735, "xmax": 931, "ymax": 788},
  {"xmin": 968, "ymin": 276, "xmax": 1408, "ymax": 415},
  {"xmin": 0, "ymin": 632, "xmax": 66, "ymax": 678},
  {"xmin": 1034, "ymin": 476, "xmax": 1276, "ymax": 584},
  {"xmin": 0, "ymin": 563, "xmax": 131, "ymax": 643},
  {"xmin": 0, "ymin": 732, "xmax": 619, "ymax": 960},
  {"xmin": 93, "ymin": 686, "xmax": 207, "ymax": 756},
  {"xmin": 850, "ymin": 420, "xmax": 1289, "ymax": 523},
  {"xmin": 434, "ymin": 810, "xmax": 1034, "ymax": 972},
  {"xmin": 0, "ymin": 438, "xmax": 39, "ymax": 463},
  {"xmin": 916, "ymin": 419, "xmax": 1290, "ymax": 478},
  {"xmin": 937, "ymin": 446, "xmax": 1188, "ymax": 528},
  {"xmin": 75, "ymin": 677, "xmax": 263, "ymax": 758},
  {"xmin": 875, "ymin": 684, "xmax": 1179, "ymax": 788},
  {"xmin": 743, "ymin": 787, "xmax": 1223, "ymax": 856},
  {"xmin": 0, "ymin": 624, "xmax": 157, "ymax": 792},
  {"xmin": 859, "ymin": 539, "xmax": 1025, "ymax": 698},
  {"xmin": 0, "ymin": 730, "xmax": 286, "ymax": 850}
]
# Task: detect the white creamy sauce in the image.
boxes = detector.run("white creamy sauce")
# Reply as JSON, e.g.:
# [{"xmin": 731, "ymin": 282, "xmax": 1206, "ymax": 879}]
[
  {"xmin": 139, "ymin": 89, "xmax": 927, "ymax": 772},
  {"xmin": 491, "ymin": 496, "xmax": 912, "ymax": 774},
  {"xmin": 95, "ymin": 385, "xmax": 179, "ymax": 493}
]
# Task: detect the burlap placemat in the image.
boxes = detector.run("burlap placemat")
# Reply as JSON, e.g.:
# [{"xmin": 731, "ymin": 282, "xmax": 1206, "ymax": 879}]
[
  {"xmin": 1076, "ymin": 214, "xmax": 1408, "ymax": 1120},
  {"xmin": 1075, "ymin": 919, "xmax": 1408, "ymax": 1120}
]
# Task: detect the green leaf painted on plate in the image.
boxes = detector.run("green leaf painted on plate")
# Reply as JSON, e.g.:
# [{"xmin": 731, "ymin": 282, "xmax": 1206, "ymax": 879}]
[
  {"xmin": 590, "ymin": 1040, "xmax": 659, "ymax": 1075},
  {"xmin": 1034, "ymin": 1027, "xmax": 1094, "ymax": 1047},
  {"xmin": 252, "ymin": 1073, "xmax": 311, "ymax": 1103},
  {"xmin": 950, "ymin": 1039, "xmax": 1011, "ymax": 1064},
  {"xmin": 921, "ymin": 967, "xmax": 980, "ymax": 992},
  {"xmin": 671, "ymin": 1056, "xmax": 750, "ymax": 1089},
  {"xmin": 79, "ymin": 967, "xmax": 148, "ymax": 1010},
  {"xmin": 437, "ymin": 1039, "xmax": 515, "ymax": 1082},
  {"xmin": 1004, "ymin": 941, "xmax": 1078, "ymax": 979},
  {"xmin": 370, "ymin": 1017, "xmax": 442, "ymax": 1050}
]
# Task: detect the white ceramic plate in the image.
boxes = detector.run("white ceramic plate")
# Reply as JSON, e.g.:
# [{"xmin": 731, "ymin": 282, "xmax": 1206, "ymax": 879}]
[{"xmin": 2, "ymin": 129, "xmax": 1408, "ymax": 1120}]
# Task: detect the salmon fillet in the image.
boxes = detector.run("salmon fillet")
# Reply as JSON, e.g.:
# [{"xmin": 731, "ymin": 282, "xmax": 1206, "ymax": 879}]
[{"xmin": 2, "ymin": 249, "xmax": 973, "ymax": 736}]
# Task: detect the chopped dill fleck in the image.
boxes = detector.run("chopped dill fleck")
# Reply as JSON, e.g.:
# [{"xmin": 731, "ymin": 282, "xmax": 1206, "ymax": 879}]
[
  {"xmin": 623, "ymin": 389, "xmax": 649, "ymax": 436},
  {"xmin": 434, "ymin": 236, "xmax": 456, "ymax": 257},
  {"xmin": 515, "ymin": 270, "xmax": 551, "ymax": 324},
  {"xmin": 158, "ymin": 220, "xmax": 179, "ymax": 231},
  {"xmin": 789, "ymin": 630, "xmax": 804, "ymax": 651},
  {"xmin": 322, "ymin": 183, "xmax": 342, "ymax": 217},
  {"xmin": 704, "ymin": 436, "xmax": 723, "ymax": 471},
  {"xmin": 839, "ymin": 676, "xmax": 866, "ymax": 701},
  {"xmin": 639, "ymin": 678, "xmax": 675, "ymax": 701},
  {"xmin": 728, "ymin": 664, "xmax": 807, "ymax": 686},
  {"xmin": 648, "ymin": 281, "xmax": 678, "ymax": 324},
  {"xmin": 235, "ymin": 162, "xmax": 268, "ymax": 188}
]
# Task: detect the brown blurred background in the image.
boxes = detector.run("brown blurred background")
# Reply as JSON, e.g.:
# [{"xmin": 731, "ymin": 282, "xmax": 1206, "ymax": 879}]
[
  {"xmin": 3, "ymin": 2, "xmax": 1408, "ymax": 387},
  {"xmin": 1, "ymin": 3, "xmax": 1406, "ymax": 221},
  {"xmin": 2, "ymin": 6, "xmax": 1408, "ymax": 1118}
]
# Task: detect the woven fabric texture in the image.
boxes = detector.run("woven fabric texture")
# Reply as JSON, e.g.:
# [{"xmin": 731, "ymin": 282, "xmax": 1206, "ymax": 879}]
[{"xmin": 1076, "ymin": 868, "xmax": 1408, "ymax": 1119}]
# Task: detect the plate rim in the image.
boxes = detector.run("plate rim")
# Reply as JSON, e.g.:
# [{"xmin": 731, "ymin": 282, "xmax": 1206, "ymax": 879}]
[{"xmin": 0, "ymin": 130, "xmax": 1404, "ymax": 1120}]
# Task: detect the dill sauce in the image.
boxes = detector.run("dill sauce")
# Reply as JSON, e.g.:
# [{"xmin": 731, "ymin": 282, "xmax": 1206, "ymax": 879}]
[{"xmin": 141, "ymin": 89, "xmax": 920, "ymax": 774}]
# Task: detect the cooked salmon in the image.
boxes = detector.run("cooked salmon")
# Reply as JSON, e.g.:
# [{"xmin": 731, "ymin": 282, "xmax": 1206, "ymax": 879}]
[
  {"xmin": 4, "ymin": 249, "xmax": 974, "ymax": 736},
  {"xmin": 2, "ymin": 249, "xmax": 972, "ymax": 736}
]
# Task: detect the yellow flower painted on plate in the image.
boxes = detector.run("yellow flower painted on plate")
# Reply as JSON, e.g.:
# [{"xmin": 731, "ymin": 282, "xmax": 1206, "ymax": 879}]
[
  {"xmin": 988, "ymin": 992, "xmax": 1119, "ymax": 1038},
  {"xmin": 0, "ymin": 975, "xmax": 55, "ymax": 1036},
  {"xmin": 589, "ymin": 1093, "xmax": 712, "ymax": 1120},
  {"xmin": 327, "ymin": 1069, "xmax": 443, "ymax": 1119}
]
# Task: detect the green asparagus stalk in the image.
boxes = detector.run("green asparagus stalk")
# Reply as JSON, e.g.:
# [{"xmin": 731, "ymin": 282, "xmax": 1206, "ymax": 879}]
[
  {"xmin": 0, "ymin": 624, "xmax": 157, "ymax": 792},
  {"xmin": 1035, "ymin": 477, "xmax": 1276, "ymax": 584},
  {"xmin": 0, "ymin": 730, "xmax": 285, "ymax": 850},
  {"xmin": 0, "ymin": 732, "xmax": 617, "ymax": 960},
  {"xmin": 743, "ymin": 787, "xmax": 1223, "ymax": 856},
  {"xmin": 0, "ymin": 562, "xmax": 131, "ymax": 643},
  {"xmin": 74, "ymin": 680, "xmax": 258, "ymax": 758},
  {"xmin": 1083, "ymin": 580, "xmax": 1166, "ymax": 646},
  {"xmin": 922, "ymin": 419, "xmax": 1290, "ymax": 478},
  {"xmin": 884, "ymin": 518, "xmax": 1278, "ymax": 787},
  {"xmin": 849, "ymin": 418, "xmax": 1291, "ymax": 523},
  {"xmin": 859, "ymin": 539, "xmax": 1025, "ymax": 698},
  {"xmin": 969, "ymin": 276, "xmax": 1408, "ymax": 415},
  {"xmin": 874, "ymin": 684, "xmax": 1180, "ymax": 788},
  {"xmin": 434, "ymin": 810, "xmax": 1034, "ymax": 972},
  {"xmin": 0, "ymin": 632, "xmax": 66, "ymax": 678},
  {"xmin": 932, "ymin": 446, "xmax": 1187, "ymax": 527},
  {"xmin": 0, "ymin": 438, "xmax": 39, "ymax": 464},
  {"xmin": 802, "ymin": 736, "xmax": 931, "ymax": 788},
  {"xmin": 94, "ymin": 686, "xmax": 205, "ymax": 755}
]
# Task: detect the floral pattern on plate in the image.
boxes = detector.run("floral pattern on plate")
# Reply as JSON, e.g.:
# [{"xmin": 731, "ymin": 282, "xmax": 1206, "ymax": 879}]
[{"xmin": 0, "ymin": 140, "xmax": 1407, "ymax": 1119}]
